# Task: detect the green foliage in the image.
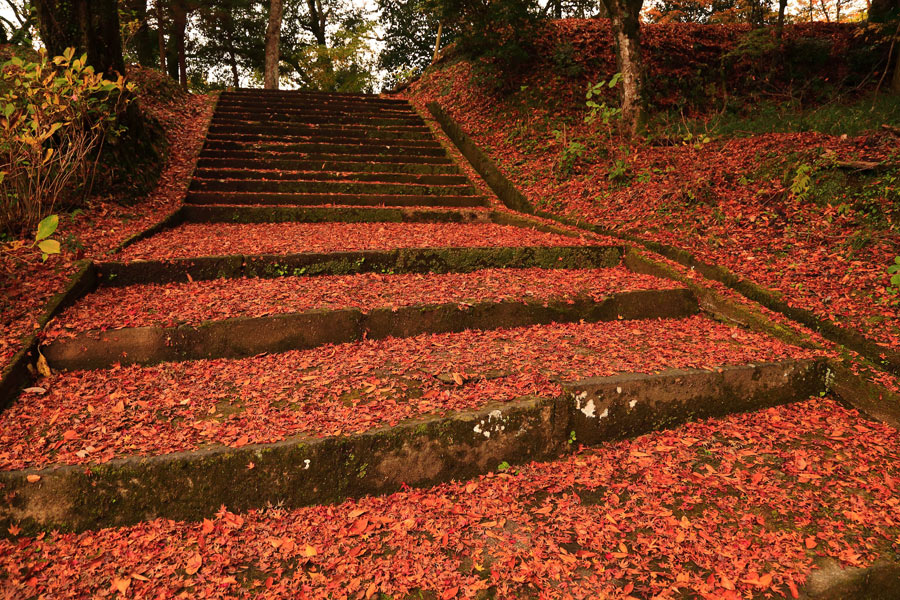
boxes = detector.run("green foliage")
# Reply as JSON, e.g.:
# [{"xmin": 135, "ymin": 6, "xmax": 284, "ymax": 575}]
[
  {"xmin": 0, "ymin": 48, "xmax": 132, "ymax": 234},
  {"xmin": 607, "ymin": 158, "xmax": 629, "ymax": 181},
  {"xmin": 34, "ymin": 214, "xmax": 60, "ymax": 261},
  {"xmin": 424, "ymin": 0, "xmax": 540, "ymax": 71},
  {"xmin": 888, "ymin": 257, "xmax": 900, "ymax": 291},
  {"xmin": 497, "ymin": 460, "xmax": 511, "ymax": 471},
  {"xmin": 790, "ymin": 163, "xmax": 813, "ymax": 201},
  {"xmin": 377, "ymin": 0, "xmax": 456, "ymax": 88},
  {"xmin": 585, "ymin": 74, "xmax": 622, "ymax": 125},
  {"xmin": 553, "ymin": 127, "xmax": 586, "ymax": 176}
]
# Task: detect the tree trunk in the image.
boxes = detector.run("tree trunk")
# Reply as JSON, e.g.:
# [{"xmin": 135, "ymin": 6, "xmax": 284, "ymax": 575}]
[
  {"xmin": 555, "ymin": 0, "xmax": 562, "ymax": 18},
  {"xmin": 156, "ymin": 0, "xmax": 166, "ymax": 71},
  {"xmin": 35, "ymin": 0, "xmax": 126, "ymax": 77},
  {"xmin": 600, "ymin": 0, "xmax": 645, "ymax": 137},
  {"xmin": 171, "ymin": 0, "xmax": 187, "ymax": 89},
  {"xmin": 776, "ymin": 0, "xmax": 788, "ymax": 38},
  {"xmin": 432, "ymin": 21, "xmax": 443, "ymax": 63},
  {"xmin": 264, "ymin": 0, "xmax": 283, "ymax": 89},
  {"xmin": 305, "ymin": 0, "xmax": 327, "ymax": 45},
  {"xmin": 122, "ymin": 0, "xmax": 156, "ymax": 66}
]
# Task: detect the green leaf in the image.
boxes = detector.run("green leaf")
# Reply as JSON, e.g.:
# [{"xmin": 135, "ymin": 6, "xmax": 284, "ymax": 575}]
[
  {"xmin": 35, "ymin": 214, "xmax": 58, "ymax": 241},
  {"xmin": 609, "ymin": 72, "xmax": 623, "ymax": 88},
  {"xmin": 37, "ymin": 239, "xmax": 60, "ymax": 255}
]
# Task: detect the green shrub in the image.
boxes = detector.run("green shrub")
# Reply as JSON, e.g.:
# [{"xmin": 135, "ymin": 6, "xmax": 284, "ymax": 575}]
[{"xmin": 0, "ymin": 47, "xmax": 131, "ymax": 234}]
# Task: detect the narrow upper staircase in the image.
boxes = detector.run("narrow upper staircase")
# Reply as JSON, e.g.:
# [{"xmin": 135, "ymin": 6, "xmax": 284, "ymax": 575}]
[{"xmin": 191, "ymin": 90, "xmax": 488, "ymax": 208}]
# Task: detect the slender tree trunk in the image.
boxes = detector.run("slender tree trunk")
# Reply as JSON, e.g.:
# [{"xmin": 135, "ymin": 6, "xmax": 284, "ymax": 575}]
[
  {"xmin": 171, "ymin": 0, "xmax": 187, "ymax": 89},
  {"xmin": 264, "ymin": 0, "xmax": 283, "ymax": 89},
  {"xmin": 156, "ymin": 0, "xmax": 166, "ymax": 71},
  {"xmin": 555, "ymin": 0, "xmax": 562, "ymax": 18},
  {"xmin": 776, "ymin": 0, "xmax": 788, "ymax": 38},
  {"xmin": 600, "ymin": 0, "xmax": 645, "ymax": 137},
  {"xmin": 305, "ymin": 0, "xmax": 327, "ymax": 45},
  {"xmin": 432, "ymin": 21, "xmax": 442, "ymax": 63}
]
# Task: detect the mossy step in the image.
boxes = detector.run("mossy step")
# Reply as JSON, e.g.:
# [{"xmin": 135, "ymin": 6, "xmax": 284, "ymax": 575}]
[
  {"xmin": 0, "ymin": 359, "xmax": 827, "ymax": 533},
  {"xmin": 197, "ymin": 150, "xmax": 454, "ymax": 165},
  {"xmin": 206, "ymin": 132, "xmax": 440, "ymax": 146},
  {"xmin": 184, "ymin": 191, "xmax": 487, "ymax": 207},
  {"xmin": 44, "ymin": 289, "xmax": 700, "ymax": 370},
  {"xmin": 189, "ymin": 179, "xmax": 476, "ymax": 196},
  {"xmin": 98, "ymin": 245, "xmax": 624, "ymax": 286},
  {"xmin": 208, "ymin": 123, "xmax": 431, "ymax": 136},
  {"xmin": 202, "ymin": 140, "xmax": 446, "ymax": 156},
  {"xmin": 179, "ymin": 205, "xmax": 490, "ymax": 225},
  {"xmin": 213, "ymin": 105, "xmax": 418, "ymax": 117},
  {"xmin": 211, "ymin": 114, "xmax": 425, "ymax": 127},
  {"xmin": 195, "ymin": 158, "xmax": 460, "ymax": 175},
  {"xmin": 192, "ymin": 169, "xmax": 469, "ymax": 186}
]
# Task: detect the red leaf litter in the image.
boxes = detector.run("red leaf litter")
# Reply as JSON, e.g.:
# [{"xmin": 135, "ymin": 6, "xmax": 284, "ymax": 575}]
[
  {"xmin": 45, "ymin": 267, "xmax": 679, "ymax": 336},
  {"xmin": 116, "ymin": 222, "xmax": 607, "ymax": 261},
  {"xmin": 1, "ymin": 315, "xmax": 818, "ymax": 470},
  {"xmin": 408, "ymin": 54, "xmax": 900, "ymax": 352},
  {"xmin": 0, "ymin": 91, "xmax": 216, "ymax": 374},
  {"xmin": 2, "ymin": 397, "xmax": 897, "ymax": 599}
]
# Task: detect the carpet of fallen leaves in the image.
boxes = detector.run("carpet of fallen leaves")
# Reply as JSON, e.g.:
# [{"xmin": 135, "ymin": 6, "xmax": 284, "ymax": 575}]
[
  {"xmin": 0, "ymin": 91, "xmax": 216, "ymax": 373},
  {"xmin": 1, "ymin": 315, "xmax": 819, "ymax": 471},
  {"xmin": 407, "ymin": 48, "xmax": 900, "ymax": 353},
  {"xmin": 44, "ymin": 267, "xmax": 678, "ymax": 336},
  {"xmin": 116, "ymin": 222, "xmax": 603, "ymax": 260},
  {"xmin": 3, "ymin": 396, "xmax": 898, "ymax": 599}
]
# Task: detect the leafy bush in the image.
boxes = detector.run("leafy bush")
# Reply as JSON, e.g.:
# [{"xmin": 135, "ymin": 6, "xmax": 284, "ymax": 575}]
[{"xmin": 0, "ymin": 48, "xmax": 132, "ymax": 234}]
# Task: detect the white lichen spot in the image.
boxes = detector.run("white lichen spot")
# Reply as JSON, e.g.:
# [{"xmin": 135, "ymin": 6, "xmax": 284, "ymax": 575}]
[
  {"xmin": 629, "ymin": 399, "xmax": 637, "ymax": 409},
  {"xmin": 580, "ymin": 399, "xmax": 596, "ymax": 418},
  {"xmin": 489, "ymin": 409, "xmax": 503, "ymax": 420},
  {"xmin": 616, "ymin": 386, "xmax": 622, "ymax": 394},
  {"xmin": 598, "ymin": 408, "xmax": 609, "ymax": 420},
  {"xmin": 303, "ymin": 459, "xmax": 311, "ymax": 470}
]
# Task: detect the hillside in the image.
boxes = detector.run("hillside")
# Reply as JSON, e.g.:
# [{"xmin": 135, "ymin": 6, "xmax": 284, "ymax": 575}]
[{"xmin": 407, "ymin": 20, "xmax": 900, "ymax": 359}]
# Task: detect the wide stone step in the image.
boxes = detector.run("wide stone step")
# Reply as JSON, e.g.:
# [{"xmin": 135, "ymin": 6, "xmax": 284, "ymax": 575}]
[
  {"xmin": 212, "ymin": 113, "xmax": 426, "ymax": 127},
  {"xmin": 207, "ymin": 122, "xmax": 431, "ymax": 136},
  {"xmin": 115, "ymin": 221, "xmax": 602, "ymax": 263},
  {"xmin": 192, "ymin": 168, "xmax": 469, "ymax": 186},
  {"xmin": 197, "ymin": 149, "xmax": 454, "ymax": 164},
  {"xmin": 44, "ymin": 268, "xmax": 697, "ymax": 369},
  {"xmin": 213, "ymin": 103, "xmax": 419, "ymax": 119},
  {"xmin": 205, "ymin": 132, "xmax": 441, "ymax": 147},
  {"xmin": 215, "ymin": 97, "xmax": 411, "ymax": 111},
  {"xmin": 195, "ymin": 157, "xmax": 460, "ymax": 174},
  {"xmin": 100, "ymin": 245, "xmax": 622, "ymax": 286},
  {"xmin": 176, "ymin": 205, "xmax": 492, "ymax": 225},
  {"xmin": 222, "ymin": 89, "xmax": 408, "ymax": 103},
  {"xmin": 183, "ymin": 191, "xmax": 489, "ymax": 208},
  {"xmin": 188, "ymin": 179, "xmax": 475, "ymax": 197},
  {"xmin": 201, "ymin": 140, "xmax": 446, "ymax": 157},
  {"xmin": 0, "ymin": 313, "xmax": 827, "ymax": 531}
]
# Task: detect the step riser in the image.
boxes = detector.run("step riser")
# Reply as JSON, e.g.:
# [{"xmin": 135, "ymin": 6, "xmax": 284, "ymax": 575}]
[
  {"xmin": 195, "ymin": 159, "xmax": 460, "ymax": 175},
  {"xmin": 220, "ymin": 92, "xmax": 409, "ymax": 103},
  {"xmin": 201, "ymin": 141, "xmax": 446, "ymax": 157},
  {"xmin": 197, "ymin": 150, "xmax": 454, "ymax": 164},
  {"xmin": 197, "ymin": 157, "xmax": 459, "ymax": 175},
  {"xmin": 189, "ymin": 180, "xmax": 475, "ymax": 196},
  {"xmin": 44, "ymin": 291, "xmax": 699, "ymax": 370},
  {"xmin": 208, "ymin": 124, "xmax": 431, "ymax": 136},
  {"xmin": 216, "ymin": 99, "xmax": 411, "ymax": 110},
  {"xmin": 211, "ymin": 114, "xmax": 425, "ymax": 127},
  {"xmin": 192, "ymin": 170, "xmax": 469, "ymax": 185},
  {"xmin": 184, "ymin": 192, "xmax": 487, "ymax": 207},
  {"xmin": 178, "ymin": 206, "xmax": 491, "ymax": 225},
  {"xmin": 213, "ymin": 105, "xmax": 418, "ymax": 116},
  {"xmin": 206, "ymin": 134, "xmax": 441, "ymax": 147},
  {"xmin": 99, "ymin": 246, "xmax": 624, "ymax": 286},
  {"xmin": 0, "ymin": 359, "xmax": 827, "ymax": 533}
]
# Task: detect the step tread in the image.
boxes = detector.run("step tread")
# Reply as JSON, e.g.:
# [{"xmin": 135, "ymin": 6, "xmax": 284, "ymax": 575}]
[
  {"xmin": 3, "ymin": 315, "xmax": 818, "ymax": 471},
  {"xmin": 116, "ymin": 222, "xmax": 600, "ymax": 261},
  {"xmin": 46, "ymin": 267, "xmax": 681, "ymax": 337}
]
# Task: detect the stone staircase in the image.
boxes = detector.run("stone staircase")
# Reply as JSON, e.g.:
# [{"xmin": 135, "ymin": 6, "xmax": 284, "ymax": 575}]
[{"xmin": 0, "ymin": 90, "xmax": 827, "ymax": 534}]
